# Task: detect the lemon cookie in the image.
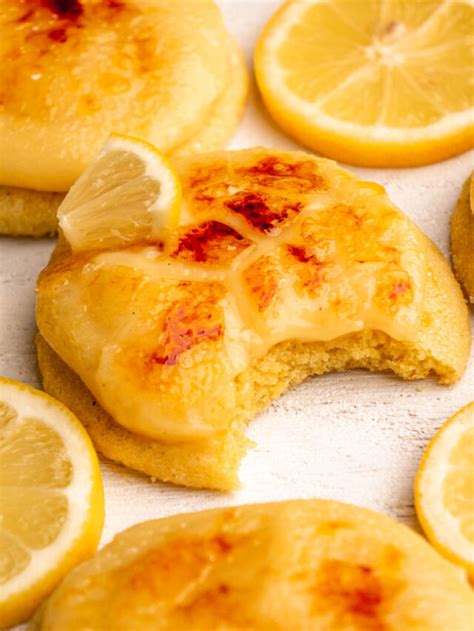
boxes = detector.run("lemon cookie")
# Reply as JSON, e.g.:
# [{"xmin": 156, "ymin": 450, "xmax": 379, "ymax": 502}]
[
  {"xmin": 0, "ymin": 186, "xmax": 63, "ymax": 237},
  {"xmin": 0, "ymin": 0, "xmax": 247, "ymax": 235},
  {"xmin": 36, "ymin": 146, "xmax": 470, "ymax": 489},
  {"xmin": 451, "ymin": 174, "xmax": 474, "ymax": 303},
  {"xmin": 32, "ymin": 500, "xmax": 474, "ymax": 631}
]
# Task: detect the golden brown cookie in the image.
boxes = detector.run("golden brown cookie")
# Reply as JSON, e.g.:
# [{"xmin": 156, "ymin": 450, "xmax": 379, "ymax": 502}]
[
  {"xmin": 451, "ymin": 173, "xmax": 474, "ymax": 303},
  {"xmin": 0, "ymin": 186, "xmax": 63, "ymax": 237},
  {"xmin": 0, "ymin": 0, "xmax": 247, "ymax": 235},
  {"xmin": 32, "ymin": 500, "xmax": 474, "ymax": 631},
  {"xmin": 36, "ymin": 148, "xmax": 471, "ymax": 489}
]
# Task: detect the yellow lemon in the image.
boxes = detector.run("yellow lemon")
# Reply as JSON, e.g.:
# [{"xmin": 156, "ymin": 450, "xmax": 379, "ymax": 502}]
[
  {"xmin": 58, "ymin": 134, "xmax": 182, "ymax": 252},
  {"xmin": 255, "ymin": 0, "xmax": 474, "ymax": 167},
  {"xmin": 415, "ymin": 402, "xmax": 474, "ymax": 579},
  {"xmin": 0, "ymin": 377, "xmax": 104, "ymax": 627}
]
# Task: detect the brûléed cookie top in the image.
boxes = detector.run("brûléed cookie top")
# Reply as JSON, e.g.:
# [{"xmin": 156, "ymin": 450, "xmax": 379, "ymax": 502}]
[
  {"xmin": 32, "ymin": 500, "xmax": 474, "ymax": 631},
  {"xmin": 0, "ymin": 0, "xmax": 234, "ymax": 191},
  {"xmin": 36, "ymin": 148, "xmax": 471, "ymax": 449}
]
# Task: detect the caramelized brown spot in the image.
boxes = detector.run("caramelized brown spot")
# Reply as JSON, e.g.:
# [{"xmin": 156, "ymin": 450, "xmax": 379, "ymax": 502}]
[
  {"xmin": 127, "ymin": 533, "xmax": 236, "ymax": 597},
  {"xmin": 243, "ymin": 256, "xmax": 280, "ymax": 312},
  {"xmin": 14, "ymin": 1, "xmax": 84, "ymax": 51},
  {"xmin": 213, "ymin": 535, "xmax": 233, "ymax": 554},
  {"xmin": 194, "ymin": 190, "xmax": 216, "ymax": 204},
  {"xmin": 16, "ymin": 9, "xmax": 35, "ymax": 22},
  {"xmin": 188, "ymin": 162, "xmax": 227, "ymax": 190},
  {"xmin": 37, "ymin": 0, "xmax": 123, "ymax": 16},
  {"xmin": 248, "ymin": 156, "xmax": 300, "ymax": 176},
  {"xmin": 287, "ymin": 245, "xmax": 316, "ymax": 264},
  {"xmin": 317, "ymin": 520, "xmax": 351, "ymax": 535},
  {"xmin": 178, "ymin": 581, "xmax": 238, "ymax": 623},
  {"xmin": 285, "ymin": 244, "xmax": 325, "ymax": 296},
  {"xmin": 315, "ymin": 560, "xmax": 389, "ymax": 629},
  {"xmin": 296, "ymin": 206, "xmax": 413, "ymax": 305},
  {"xmin": 375, "ymin": 267, "xmax": 413, "ymax": 313},
  {"xmin": 225, "ymin": 192, "xmax": 302, "ymax": 234},
  {"xmin": 103, "ymin": 0, "xmax": 124, "ymax": 8},
  {"xmin": 48, "ymin": 27, "xmax": 68, "ymax": 42},
  {"xmin": 2, "ymin": 0, "xmax": 148, "ymax": 121},
  {"xmin": 186, "ymin": 157, "xmax": 320, "ymax": 234},
  {"xmin": 121, "ymin": 532, "xmax": 259, "ymax": 626},
  {"xmin": 171, "ymin": 221, "xmax": 251, "ymax": 265},
  {"xmin": 40, "ymin": 0, "xmax": 83, "ymax": 18},
  {"xmin": 389, "ymin": 281, "xmax": 411, "ymax": 300},
  {"xmin": 148, "ymin": 287, "xmax": 224, "ymax": 366},
  {"xmin": 240, "ymin": 156, "xmax": 325, "ymax": 192}
]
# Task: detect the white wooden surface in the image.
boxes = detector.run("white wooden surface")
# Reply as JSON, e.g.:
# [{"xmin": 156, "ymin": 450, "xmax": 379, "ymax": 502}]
[{"xmin": 1, "ymin": 4, "xmax": 473, "ymax": 626}]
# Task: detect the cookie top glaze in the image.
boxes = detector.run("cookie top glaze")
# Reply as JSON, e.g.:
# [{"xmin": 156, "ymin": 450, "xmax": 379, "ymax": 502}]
[{"xmin": 37, "ymin": 149, "xmax": 427, "ymax": 441}]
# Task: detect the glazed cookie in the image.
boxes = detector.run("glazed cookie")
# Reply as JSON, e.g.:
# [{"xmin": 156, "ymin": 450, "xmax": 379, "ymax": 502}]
[{"xmin": 36, "ymin": 148, "xmax": 470, "ymax": 489}]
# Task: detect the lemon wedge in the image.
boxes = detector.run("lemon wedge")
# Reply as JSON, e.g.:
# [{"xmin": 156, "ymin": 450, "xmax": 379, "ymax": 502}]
[
  {"xmin": 255, "ymin": 0, "xmax": 474, "ymax": 167},
  {"xmin": 0, "ymin": 377, "xmax": 104, "ymax": 627},
  {"xmin": 415, "ymin": 402, "xmax": 474, "ymax": 580},
  {"xmin": 58, "ymin": 134, "xmax": 182, "ymax": 251}
]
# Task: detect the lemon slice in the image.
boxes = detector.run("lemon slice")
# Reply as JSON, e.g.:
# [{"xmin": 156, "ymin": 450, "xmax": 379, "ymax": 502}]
[
  {"xmin": 255, "ymin": 0, "xmax": 474, "ymax": 167},
  {"xmin": 415, "ymin": 402, "xmax": 474, "ymax": 579},
  {"xmin": 58, "ymin": 134, "xmax": 182, "ymax": 251},
  {"xmin": 0, "ymin": 377, "xmax": 104, "ymax": 627}
]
